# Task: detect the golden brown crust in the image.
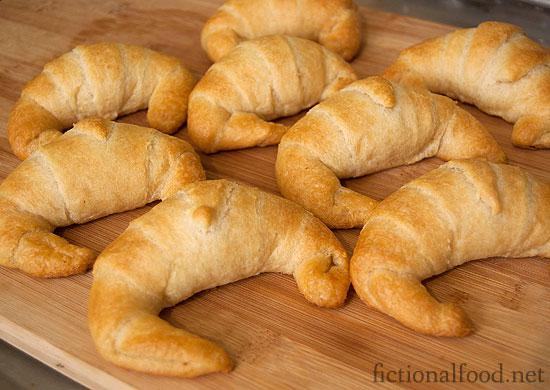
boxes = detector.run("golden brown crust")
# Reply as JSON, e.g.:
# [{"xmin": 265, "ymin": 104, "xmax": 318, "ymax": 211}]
[
  {"xmin": 276, "ymin": 77, "xmax": 506, "ymax": 229},
  {"xmin": 382, "ymin": 21, "xmax": 550, "ymax": 149},
  {"xmin": 8, "ymin": 42, "xmax": 196, "ymax": 160},
  {"xmin": 351, "ymin": 159, "xmax": 550, "ymax": 336},
  {"xmin": 0, "ymin": 117, "xmax": 205, "ymax": 277},
  {"xmin": 188, "ymin": 35, "xmax": 357, "ymax": 153},
  {"xmin": 89, "ymin": 179, "xmax": 350, "ymax": 377},
  {"xmin": 201, "ymin": 0, "xmax": 361, "ymax": 62}
]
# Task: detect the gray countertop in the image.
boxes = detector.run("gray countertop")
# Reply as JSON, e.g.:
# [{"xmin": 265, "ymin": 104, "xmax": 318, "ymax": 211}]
[
  {"xmin": 363, "ymin": 0, "xmax": 549, "ymax": 45},
  {"xmin": 1, "ymin": 1, "xmax": 549, "ymax": 389}
]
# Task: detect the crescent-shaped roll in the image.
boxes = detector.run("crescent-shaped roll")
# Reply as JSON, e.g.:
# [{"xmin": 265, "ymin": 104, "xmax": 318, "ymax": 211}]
[
  {"xmin": 88, "ymin": 179, "xmax": 350, "ymax": 377},
  {"xmin": 351, "ymin": 159, "xmax": 550, "ymax": 337},
  {"xmin": 0, "ymin": 117, "xmax": 205, "ymax": 278},
  {"xmin": 275, "ymin": 77, "xmax": 506, "ymax": 229},
  {"xmin": 8, "ymin": 42, "xmax": 196, "ymax": 160},
  {"xmin": 382, "ymin": 21, "xmax": 550, "ymax": 149},
  {"xmin": 201, "ymin": 0, "xmax": 361, "ymax": 62},
  {"xmin": 187, "ymin": 34, "xmax": 358, "ymax": 153}
]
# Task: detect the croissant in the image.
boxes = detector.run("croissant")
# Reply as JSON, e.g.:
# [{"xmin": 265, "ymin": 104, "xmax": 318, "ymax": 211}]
[
  {"xmin": 88, "ymin": 179, "xmax": 350, "ymax": 377},
  {"xmin": 0, "ymin": 117, "xmax": 205, "ymax": 278},
  {"xmin": 276, "ymin": 77, "xmax": 506, "ymax": 229},
  {"xmin": 187, "ymin": 34, "xmax": 357, "ymax": 153},
  {"xmin": 351, "ymin": 158, "xmax": 550, "ymax": 337},
  {"xmin": 382, "ymin": 21, "xmax": 550, "ymax": 149},
  {"xmin": 201, "ymin": 0, "xmax": 361, "ymax": 62},
  {"xmin": 8, "ymin": 42, "xmax": 196, "ymax": 160}
]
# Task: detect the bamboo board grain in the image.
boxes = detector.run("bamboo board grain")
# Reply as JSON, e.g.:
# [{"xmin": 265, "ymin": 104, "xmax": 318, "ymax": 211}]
[{"xmin": 0, "ymin": 1, "xmax": 549, "ymax": 389}]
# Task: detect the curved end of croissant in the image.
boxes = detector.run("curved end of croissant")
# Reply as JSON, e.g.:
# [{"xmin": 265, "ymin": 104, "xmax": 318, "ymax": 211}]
[
  {"xmin": 201, "ymin": 28, "xmax": 242, "ymax": 63},
  {"xmin": 15, "ymin": 233, "xmax": 96, "ymax": 278},
  {"xmin": 152, "ymin": 134, "xmax": 206, "ymax": 200},
  {"xmin": 351, "ymin": 266, "xmax": 474, "ymax": 337},
  {"xmin": 8, "ymin": 95, "xmax": 63, "ymax": 159},
  {"xmin": 187, "ymin": 93, "xmax": 232, "ymax": 153},
  {"xmin": 159, "ymin": 151, "xmax": 206, "ymax": 200},
  {"xmin": 511, "ymin": 115, "xmax": 550, "ymax": 149},
  {"xmin": 329, "ymin": 187, "xmax": 379, "ymax": 229},
  {"xmin": 147, "ymin": 65, "xmax": 196, "ymax": 134},
  {"xmin": 319, "ymin": 7, "xmax": 361, "ymax": 61},
  {"xmin": 436, "ymin": 104, "xmax": 507, "ymax": 164},
  {"xmin": 276, "ymin": 146, "xmax": 378, "ymax": 229},
  {"xmin": 0, "ymin": 212, "xmax": 95, "ymax": 277},
  {"xmin": 89, "ymin": 276, "xmax": 232, "ymax": 377},
  {"xmin": 92, "ymin": 315, "xmax": 233, "ymax": 377},
  {"xmin": 294, "ymin": 253, "xmax": 350, "ymax": 308}
]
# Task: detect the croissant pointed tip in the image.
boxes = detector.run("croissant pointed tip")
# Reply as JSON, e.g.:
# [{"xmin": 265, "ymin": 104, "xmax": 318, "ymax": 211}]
[
  {"xmin": 215, "ymin": 352, "xmax": 234, "ymax": 374},
  {"xmin": 511, "ymin": 116, "xmax": 550, "ymax": 149},
  {"xmin": 14, "ymin": 230, "xmax": 96, "ymax": 278},
  {"xmin": 431, "ymin": 303, "xmax": 475, "ymax": 337}
]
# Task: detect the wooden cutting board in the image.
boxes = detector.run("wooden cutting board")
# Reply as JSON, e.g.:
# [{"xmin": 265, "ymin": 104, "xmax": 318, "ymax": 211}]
[{"xmin": 0, "ymin": 1, "xmax": 549, "ymax": 389}]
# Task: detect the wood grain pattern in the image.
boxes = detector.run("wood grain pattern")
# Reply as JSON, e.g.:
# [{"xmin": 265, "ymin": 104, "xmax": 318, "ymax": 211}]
[{"xmin": 0, "ymin": 1, "xmax": 549, "ymax": 389}]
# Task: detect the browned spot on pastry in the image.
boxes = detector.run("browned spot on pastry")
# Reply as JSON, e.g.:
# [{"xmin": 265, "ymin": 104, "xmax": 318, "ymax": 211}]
[{"xmin": 192, "ymin": 206, "xmax": 212, "ymax": 228}]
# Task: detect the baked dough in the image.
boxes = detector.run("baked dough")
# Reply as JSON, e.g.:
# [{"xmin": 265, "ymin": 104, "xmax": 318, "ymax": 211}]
[
  {"xmin": 0, "ymin": 117, "xmax": 205, "ymax": 277},
  {"xmin": 383, "ymin": 21, "xmax": 550, "ymax": 149},
  {"xmin": 187, "ymin": 34, "xmax": 357, "ymax": 153},
  {"xmin": 8, "ymin": 42, "xmax": 196, "ymax": 159},
  {"xmin": 89, "ymin": 179, "xmax": 350, "ymax": 377},
  {"xmin": 276, "ymin": 77, "xmax": 506, "ymax": 229},
  {"xmin": 351, "ymin": 159, "xmax": 550, "ymax": 336},
  {"xmin": 201, "ymin": 0, "xmax": 361, "ymax": 62}
]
